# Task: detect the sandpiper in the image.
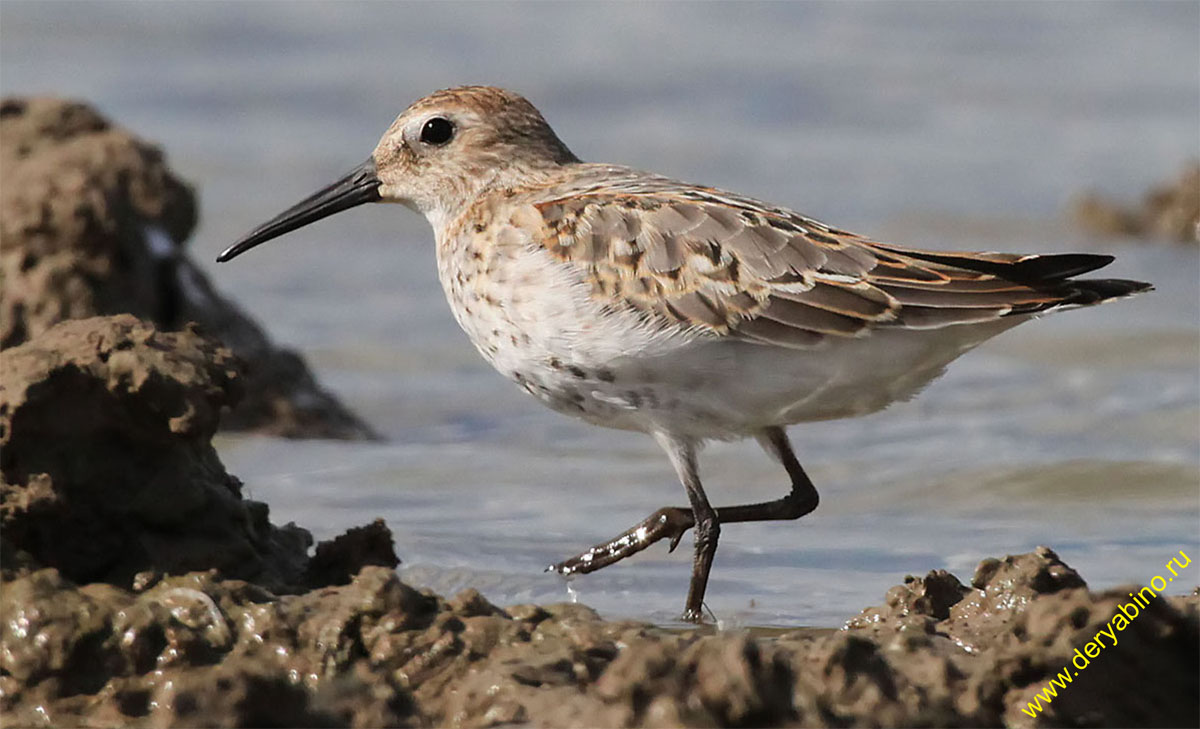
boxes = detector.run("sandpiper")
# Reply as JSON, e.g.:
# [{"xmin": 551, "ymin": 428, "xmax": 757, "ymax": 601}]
[{"xmin": 218, "ymin": 86, "xmax": 1151, "ymax": 622}]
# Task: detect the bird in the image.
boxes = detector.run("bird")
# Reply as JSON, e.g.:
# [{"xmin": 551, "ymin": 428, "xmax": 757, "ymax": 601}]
[{"xmin": 218, "ymin": 85, "xmax": 1152, "ymax": 623}]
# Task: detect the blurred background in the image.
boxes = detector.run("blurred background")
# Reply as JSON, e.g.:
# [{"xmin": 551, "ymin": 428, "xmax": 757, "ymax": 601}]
[{"xmin": 3, "ymin": 1, "xmax": 1197, "ymax": 626}]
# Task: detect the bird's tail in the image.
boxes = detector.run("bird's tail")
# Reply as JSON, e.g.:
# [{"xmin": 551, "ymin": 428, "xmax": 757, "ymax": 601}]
[
  {"xmin": 1058, "ymin": 277, "xmax": 1154, "ymax": 308},
  {"xmin": 877, "ymin": 248, "xmax": 1154, "ymax": 315}
]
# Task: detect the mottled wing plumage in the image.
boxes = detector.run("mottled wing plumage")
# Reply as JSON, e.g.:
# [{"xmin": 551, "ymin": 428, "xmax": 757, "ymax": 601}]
[{"xmin": 529, "ymin": 169, "xmax": 1145, "ymax": 348}]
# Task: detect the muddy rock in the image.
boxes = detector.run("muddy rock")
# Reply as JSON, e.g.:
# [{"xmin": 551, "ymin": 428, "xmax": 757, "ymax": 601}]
[
  {"xmin": 846, "ymin": 547, "xmax": 1088, "ymax": 651},
  {"xmin": 303, "ymin": 518, "xmax": 402, "ymax": 588},
  {"xmin": 4, "ymin": 508, "xmax": 1197, "ymax": 728},
  {"xmin": 0, "ymin": 568, "xmax": 417, "ymax": 728},
  {"xmin": 0, "ymin": 315, "xmax": 314, "ymax": 590},
  {"xmin": 1071, "ymin": 162, "xmax": 1200, "ymax": 243},
  {"xmin": 5, "ymin": 548, "xmax": 1193, "ymax": 728},
  {"xmin": 843, "ymin": 546, "xmax": 1198, "ymax": 727},
  {"xmin": 0, "ymin": 314, "xmax": 403, "ymax": 725},
  {"xmin": 983, "ymin": 586, "xmax": 1198, "ymax": 728},
  {"xmin": 0, "ymin": 96, "xmax": 375, "ymax": 439},
  {"xmin": 591, "ymin": 631, "xmax": 797, "ymax": 727}
]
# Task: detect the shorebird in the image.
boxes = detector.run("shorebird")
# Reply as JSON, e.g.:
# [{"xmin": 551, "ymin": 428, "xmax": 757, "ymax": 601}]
[{"xmin": 218, "ymin": 86, "xmax": 1151, "ymax": 622}]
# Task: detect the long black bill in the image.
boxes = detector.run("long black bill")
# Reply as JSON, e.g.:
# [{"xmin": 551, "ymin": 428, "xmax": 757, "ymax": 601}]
[{"xmin": 216, "ymin": 158, "xmax": 381, "ymax": 262}]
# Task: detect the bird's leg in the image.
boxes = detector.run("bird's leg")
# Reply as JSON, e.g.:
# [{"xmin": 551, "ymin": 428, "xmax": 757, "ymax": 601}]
[
  {"xmin": 546, "ymin": 431, "xmax": 705, "ymax": 583},
  {"xmin": 713, "ymin": 426, "xmax": 820, "ymax": 524},
  {"xmin": 548, "ymin": 432, "xmax": 718, "ymax": 622},
  {"xmin": 661, "ymin": 434, "xmax": 719, "ymax": 623},
  {"xmin": 548, "ymin": 428, "xmax": 819, "ymax": 604}
]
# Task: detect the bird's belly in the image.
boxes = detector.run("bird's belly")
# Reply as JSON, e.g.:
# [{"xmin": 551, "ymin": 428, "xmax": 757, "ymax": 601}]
[
  {"xmin": 459, "ymin": 318, "xmax": 1021, "ymax": 439},
  {"xmin": 577, "ymin": 317, "xmax": 1025, "ymax": 437},
  {"xmin": 451, "ymin": 300, "xmax": 695, "ymax": 432},
  {"xmin": 523, "ymin": 318, "xmax": 1025, "ymax": 439}
]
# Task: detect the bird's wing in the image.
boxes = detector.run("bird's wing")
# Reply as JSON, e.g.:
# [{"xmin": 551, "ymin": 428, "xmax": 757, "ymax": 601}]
[{"xmin": 528, "ymin": 175, "xmax": 1127, "ymax": 349}]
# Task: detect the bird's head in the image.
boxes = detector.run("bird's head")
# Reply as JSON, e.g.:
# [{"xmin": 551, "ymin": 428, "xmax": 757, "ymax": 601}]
[{"xmin": 217, "ymin": 85, "xmax": 576, "ymax": 262}]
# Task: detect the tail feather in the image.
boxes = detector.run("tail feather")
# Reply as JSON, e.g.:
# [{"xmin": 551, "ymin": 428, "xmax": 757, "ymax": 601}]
[
  {"xmin": 1060, "ymin": 278, "xmax": 1154, "ymax": 307},
  {"xmin": 894, "ymin": 249, "xmax": 1117, "ymax": 282},
  {"xmin": 871, "ymin": 246, "xmax": 1153, "ymax": 326},
  {"xmin": 1008, "ymin": 254, "xmax": 1116, "ymax": 281}
]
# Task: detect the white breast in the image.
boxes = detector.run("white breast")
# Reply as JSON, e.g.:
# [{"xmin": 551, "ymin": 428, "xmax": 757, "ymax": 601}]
[{"xmin": 434, "ymin": 215, "xmax": 704, "ymax": 428}]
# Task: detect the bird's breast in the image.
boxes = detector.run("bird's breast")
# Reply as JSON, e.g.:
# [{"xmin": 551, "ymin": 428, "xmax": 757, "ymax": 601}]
[{"xmin": 434, "ymin": 208, "xmax": 700, "ymax": 427}]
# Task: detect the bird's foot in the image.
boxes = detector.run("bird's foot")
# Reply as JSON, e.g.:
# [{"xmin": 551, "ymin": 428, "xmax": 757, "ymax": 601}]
[{"xmin": 547, "ymin": 506, "xmax": 694, "ymax": 576}]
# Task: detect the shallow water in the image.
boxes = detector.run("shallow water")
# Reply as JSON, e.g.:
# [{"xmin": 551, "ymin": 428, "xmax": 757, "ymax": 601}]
[{"xmin": 4, "ymin": 2, "xmax": 1197, "ymax": 627}]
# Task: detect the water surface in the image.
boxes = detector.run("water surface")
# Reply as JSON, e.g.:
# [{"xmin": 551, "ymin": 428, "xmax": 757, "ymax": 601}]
[{"xmin": 3, "ymin": 2, "xmax": 1197, "ymax": 626}]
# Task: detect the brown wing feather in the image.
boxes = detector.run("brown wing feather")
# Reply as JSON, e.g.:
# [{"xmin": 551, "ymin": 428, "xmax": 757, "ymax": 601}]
[{"xmin": 529, "ymin": 179, "xmax": 1137, "ymax": 347}]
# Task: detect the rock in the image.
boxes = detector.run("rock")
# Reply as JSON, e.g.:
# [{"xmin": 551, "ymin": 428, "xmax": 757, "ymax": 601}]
[
  {"xmin": 843, "ymin": 545, "xmax": 1198, "ymax": 727},
  {"xmin": 3, "ymin": 538, "xmax": 1195, "ymax": 726},
  {"xmin": 0, "ymin": 568, "xmax": 417, "ymax": 728},
  {"xmin": 0, "ymin": 96, "xmax": 376, "ymax": 439},
  {"xmin": 304, "ymin": 518, "xmax": 402, "ymax": 588},
  {"xmin": 984, "ymin": 585, "xmax": 1198, "ymax": 727},
  {"xmin": 0, "ymin": 315, "xmax": 311, "ymax": 590},
  {"xmin": 0, "ymin": 314, "xmax": 406, "ymax": 726},
  {"xmin": 1071, "ymin": 162, "xmax": 1200, "ymax": 243}
]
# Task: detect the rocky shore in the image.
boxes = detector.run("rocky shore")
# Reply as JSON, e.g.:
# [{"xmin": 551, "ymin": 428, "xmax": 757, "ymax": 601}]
[
  {"xmin": 2, "ymin": 315, "xmax": 1196, "ymax": 728},
  {"xmin": 0, "ymin": 97, "xmax": 375, "ymax": 439}
]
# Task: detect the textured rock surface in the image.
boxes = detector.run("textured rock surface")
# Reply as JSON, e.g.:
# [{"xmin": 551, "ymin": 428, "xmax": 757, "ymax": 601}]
[
  {"xmin": 2, "ymin": 550, "xmax": 1195, "ymax": 728},
  {"xmin": 843, "ymin": 547, "xmax": 1198, "ymax": 727},
  {"xmin": 0, "ymin": 96, "xmax": 375, "ymax": 439},
  {"xmin": 1, "ymin": 316, "xmax": 312, "ymax": 590}
]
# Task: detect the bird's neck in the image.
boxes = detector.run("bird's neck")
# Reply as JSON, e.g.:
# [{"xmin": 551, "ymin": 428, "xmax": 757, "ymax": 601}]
[{"xmin": 426, "ymin": 161, "xmax": 580, "ymax": 235}]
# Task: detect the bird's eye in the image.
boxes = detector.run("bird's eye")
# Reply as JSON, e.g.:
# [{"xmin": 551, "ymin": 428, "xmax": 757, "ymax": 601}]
[{"xmin": 420, "ymin": 117, "xmax": 455, "ymax": 146}]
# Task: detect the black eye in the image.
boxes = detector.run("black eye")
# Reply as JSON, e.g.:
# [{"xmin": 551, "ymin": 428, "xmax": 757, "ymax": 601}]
[{"xmin": 420, "ymin": 117, "xmax": 455, "ymax": 145}]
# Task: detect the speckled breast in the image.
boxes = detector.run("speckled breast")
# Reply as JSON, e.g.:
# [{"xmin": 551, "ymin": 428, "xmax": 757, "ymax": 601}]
[{"xmin": 434, "ymin": 202, "xmax": 696, "ymax": 431}]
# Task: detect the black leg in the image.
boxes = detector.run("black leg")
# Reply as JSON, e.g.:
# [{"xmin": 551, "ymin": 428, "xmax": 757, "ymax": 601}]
[
  {"xmin": 548, "ymin": 427, "xmax": 820, "ymax": 620},
  {"xmin": 658, "ymin": 433, "xmax": 718, "ymax": 623},
  {"xmin": 716, "ymin": 427, "xmax": 820, "ymax": 524}
]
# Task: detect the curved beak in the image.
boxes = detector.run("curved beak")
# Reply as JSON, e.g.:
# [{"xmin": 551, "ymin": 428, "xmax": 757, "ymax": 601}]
[{"xmin": 217, "ymin": 158, "xmax": 381, "ymax": 262}]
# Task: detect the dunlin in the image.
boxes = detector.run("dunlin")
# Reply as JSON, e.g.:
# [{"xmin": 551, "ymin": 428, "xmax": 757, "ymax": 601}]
[{"xmin": 218, "ymin": 86, "xmax": 1151, "ymax": 622}]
